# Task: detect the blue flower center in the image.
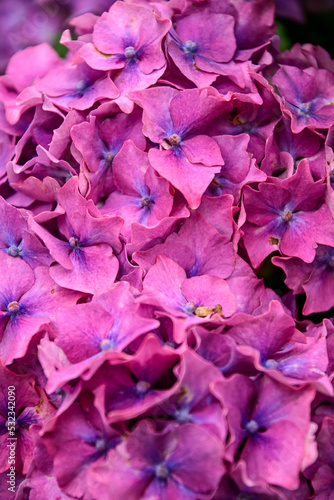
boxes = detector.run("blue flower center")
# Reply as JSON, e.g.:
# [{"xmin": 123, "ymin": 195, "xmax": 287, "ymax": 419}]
[
  {"xmin": 298, "ymin": 102, "xmax": 312, "ymax": 114},
  {"xmin": 264, "ymin": 358, "xmax": 279, "ymax": 370},
  {"xmin": 169, "ymin": 134, "xmax": 181, "ymax": 146},
  {"xmin": 281, "ymin": 207, "xmax": 293, "ymax": 222},
  {"xmin": 76, "ymin": 79, "xmax": 88, "ymax": 95},
  {"xmin": 175, "ymin": 407, "xmax": 192, "ymax": 422},
  {"xmin": 155, "ymin": 463, "xmax": 169, "ymax": 479},
  {"xmin": 183, "ymin": 40, "xmax": 198, "ymax": 53},
  {"xmin": 140, "ymin": 195, "xmax": 155, "ymax": 209},
  {"xmin": 245, "ymin": 419, "xmax": 259, "ymax": 434},
  {"xmin": 7, "ymin": 301, "xmax": 20, "ymax": 315},
  {"xmin": 7, "ymin": 244, "xmax": 22, "ymax": 257},
  {"xmin": 136, "ymin": 380, "xmax": 150, "ymax": 394},
  {"xmin": 124, "ymin": 46, "xmax": 137, "ymax": 59},
  {"xmin": 95, "ymin": 438, "xmax": 108, "ymax": 452},
  {"xmin": 103, "ymin": 149, "xmax": 115, "ymax": 167},
  {"xmin": 184, "ymin": 301, "xmax": 197, "ymax": 314},
  {"xmin": 99, "ymin": 339, "xmax": 115, "ymax": 351},
  {"xmin": 69, "ymin": 236, "xmax": 80, "ymax": 249},
  {"xmin": 162, "ymin": 134, "xmax": 182, "ymax": 150}
]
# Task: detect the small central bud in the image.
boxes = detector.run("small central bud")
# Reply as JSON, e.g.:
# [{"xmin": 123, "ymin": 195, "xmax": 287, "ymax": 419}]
[
  {"xmin": 7, "ymin": 301, "xmax": 20, "ymax": 314},
  {"xmin": 7, "ymin": 245, "xmax": 21, "ymax": 257},
  {"xmin": 136, "ymin": 380, "xmax": 150, "ymax": 394},
  {"xmin": 184, "ymin": 301, "xmax": 197, "ymax": 314},
  {"xmin": 95, "ymin": 438, "xmax": 107, "ymax": 452},
  {"xmin": 105, "ymin": 151, "xmax": 114, "ymax": 164},
  {"xmin": 184, "ymin": 40, "xmax": 198, "ymax": 53},
  {"xmin": 282, "ymin": 209, "xmax": 293, "ymax": 222},
  {"xmin": 155, "ymin": 463, "xmax": 169, "ymax": 479},
  {"xmin": 175, "ymin": 408, "xmax": 191, "ymax": 423},
  {"xmin": 168, "ymin": 134, "xmax": 181, "ymax": 146},
  {"xmin": 99, "ymin": 339, "xmax": 114, "ymax": 351},
  {"xmin": 264, "ymin": 359, "xmax": 279, "ymax": 370},
  {"xmin": 140, "ymin": 195, "xmax": 155, "ymax": 208},
  {"xmin": 69, "ymin": 237, "xmax": 80, "ymax": 249},
  {"xmin": 161, "ymin": 134, "xmax": 182, "ymax": 150},
  {"xmin": 299, "ymin": 102, "xmax": 311, "ymax": 114},
  {"xmin": 245, "ymin": 419, "xmax": 259, "ymax": 434},
  {"xmin": 76, "ymin": 80, "xmax": 87, "ymax": 93},
  {"xmin": 124, "ymin": 46, "xmax": 137, "ymax": 59}
]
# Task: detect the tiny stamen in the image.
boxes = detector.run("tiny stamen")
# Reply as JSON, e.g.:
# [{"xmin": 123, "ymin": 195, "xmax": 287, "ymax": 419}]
[
  {"xmin": 136, "ymin": 380, "xmax": 150, "ymax": 394},
  {"xmin": 245, "ymin": 419, "xmax": 259, "ymax": 434},
  {"xmin": 7, "ymin": 301, "xmax": 20, "ymax": 314},
  {"xmin": 282, "ymin": 209, "xmax": 293, "ymax": 222},
  {"xmin": 7, "ymin": 245, "xmax": 21, "ymax": 257},
  {"xmin": 95, "ymin": 438, "xmax": 107, "ymax": 451},
  {"xmin": 175, "ymin": 408, "xmax": 191, "ymax": 422},
  {"xmin": 99, "ymin": 339, "xmax": 114, "ymax": 351},
  {"xmin": 265, "ymin": 359, "xmax": 279, "ymax": 370},
  {"xmin": 105, "ymin": 151, "xmax": 114, "ymax": 164},
  {"xmin": 140, "ymin": 195, "xmax": 155, "ymax": 208},
  {"xmin": 69, "ymin": 237, "xmax": 80, "ymax": 249},
  {"xmin": 184, "ymin": 40, "xmax": 198, "ymax": 53},
  {"xmin": 298, "ymin": 102, "xmax": 311, "ymax": 114},
  {"xmin": 185, "ymin": 301, "xmax": 197, "ymax": 314},
  {"xmin": 169, "ymin": 134, "xmax": 181, "ymax": 145},
  {"xmin": 124, "ymin": 46, "xmax": 137, "ymax": 59},
  {"xmin": 155, "ymin": 463, "xmax": 169, "ymax": 479}
]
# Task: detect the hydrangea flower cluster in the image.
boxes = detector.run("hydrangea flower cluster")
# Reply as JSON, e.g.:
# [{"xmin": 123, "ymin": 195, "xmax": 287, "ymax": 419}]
[{"xmin": 1, "ymin": 1, "xmax": 334, "ymax": 499}]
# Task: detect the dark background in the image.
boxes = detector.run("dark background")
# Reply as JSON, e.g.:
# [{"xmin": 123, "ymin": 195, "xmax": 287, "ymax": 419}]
[{"xmin": 277, "ymin": 10, "xmax": 334, "ymax": 56}]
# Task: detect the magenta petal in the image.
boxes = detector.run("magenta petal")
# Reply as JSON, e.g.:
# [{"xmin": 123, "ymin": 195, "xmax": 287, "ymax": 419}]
[
  {"xmin": 242, "ymin": 421, "xmax": 306, "ymax": 489},
  {"xmin": 143, "ymin": 255, "xmax": 188, "ymax": 313},
  {"xmin": 181, "ymin": 135, "xmax": 223, "ymax": 166},
  {"xmin": 93, "ymin": 335, "xmax": 180, "ymax": 423},
  {"xmin": 28, "ymin": 215, "xmax": 72, "ymax": 270},
  {"xmin": 175, "ymin": 13, "xmax": 236, "ymax": 63},
  {"xmin": 149, "ymin": 148, "xmax": 220, "ymax": 209},
  {"xmin": 168, "ymin": 40, "xmax": 218, "ymax": 88},
  {"xmin": 182, "ymin": 275, "xmax": 236, "ymax": 318},
  {"xmin": 166, "ymin": 423, "xmax": 225, "ymax": 495},
  {"xmin": 0, "ymin": 316, "xmax": 49, "ymax": 366},
  {"xmin": 0, "ymin": 251, "xmax": 34, "ymax": 305},
  {"xmin": 6, "ymin": 43, "xmax": 60, "ymax": 92},
  {"xmin": 113, "ymin": 63, "xmax": 168, "ymax": 113},
  {"xmin": 55, "ymin": 303, "xmax": 115, "ymax": 363},
  {"xmin": 0, "ymin": 266, "xmax": 80, "ymax": 365},
  {"xmin": 228, "ymin": 300, "xmax": 295, "ymax": 361},
  {"xmin": 50, "ymin": 244, "xmax": 118, "ymax": 295},
  {"xmin": 93, "ymin": 281, "xmax": 160, "ymax": 350},
  {"xmin": 242, "ymin": 222, "xmax": 280, "ymax": 269},
  {"xmin": 169, "ymin": 87, "xmax": 226, "ymax": 135},
  {"xmin": 279, "ymin": 205, "xmax": 334, "ymax": 263},
  {"xmin": 131, "ymin": 86, "xmax": 177, "ymax": 144},
  {"xmin": 86, "ymin": 450, "xmax": 149, "ymax": 500}
]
